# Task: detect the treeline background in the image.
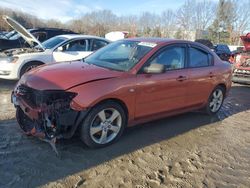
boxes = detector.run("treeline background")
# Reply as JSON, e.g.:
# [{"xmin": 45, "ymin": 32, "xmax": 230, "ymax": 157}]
[{"xmin": 0, "ymin": 0, "xmax": 249, "ymax": 45}]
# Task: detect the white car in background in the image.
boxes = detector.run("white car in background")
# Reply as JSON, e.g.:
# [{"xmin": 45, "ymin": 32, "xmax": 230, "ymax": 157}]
[{"xmin": 0, "ymin": 16, "xmax": 110, "ymax": 80}]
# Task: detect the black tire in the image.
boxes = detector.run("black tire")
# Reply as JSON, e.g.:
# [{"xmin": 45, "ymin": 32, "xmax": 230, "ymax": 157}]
[
  {"xmin": 205, "ymin": 86, "xmax": 225, "ymax": 115},
  {"xmin": 80, "ymin": 101, "xmax": 127, "ymax": 148},
  {"xmin": 20, "ymin": 62, "xmax": 43, "ymax": 78}
]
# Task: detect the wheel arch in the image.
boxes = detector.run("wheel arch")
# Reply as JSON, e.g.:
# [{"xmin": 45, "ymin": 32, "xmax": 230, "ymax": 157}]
[
  {"xmin": 18, "ymin": 60, "xmax": 45, "ymax": 78},
  {"xmin": 92, "ymin": 98, "xmax": 129, "ymax": 121},
  {"xmin": 215, "ymin": 83, "xmax": 227, "ymax": 94},
  {"xmin": 207, "ymin": 83, "xmax": 227, "ymax": 101}
]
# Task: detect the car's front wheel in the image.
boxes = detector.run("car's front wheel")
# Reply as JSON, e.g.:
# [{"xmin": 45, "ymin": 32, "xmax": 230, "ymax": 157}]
[
  {"xmin": 206, "ymin": 86, "xmax": 225, "ymax": 115},
  {"xmin": 80, "ymin": 101, "xmax": 126, "ymax": 148}
]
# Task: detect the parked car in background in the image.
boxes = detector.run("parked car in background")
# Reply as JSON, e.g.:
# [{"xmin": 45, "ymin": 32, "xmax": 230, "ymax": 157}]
[
  {"xmin": 0, "ymin": 31, "xmax": 8, "ymax": 38},
  {"xmin": 194, "ymin": 39, "xmax": 214, "ymax": 49},
  {"xmin": 12, "ymin": 38, "xmax": 232, "ymax": 148},
  {"xmin": 0, "ymin": 16, "xmax": 110, "ymax": 80},
  {"xmin": 195, "ymin": 39, "xmax": 232, "ymax": 61},
  {"xmin": 0, "ymin": 16, "xmax": 76, "ymax": 51},
  {"xmin": 213, "ymin": 44, "xmax": 232, "ymax": 61},
  {"xmin": 0, "ymin": 34, "xmax": 110, "ymax": 80},
  {"xmin": 105, "ymin": 31, "xmax": 129, "ymax": 41},
  {"xmin": 232, "ymin": 33, "xmax": 250, "ymax": 84}
]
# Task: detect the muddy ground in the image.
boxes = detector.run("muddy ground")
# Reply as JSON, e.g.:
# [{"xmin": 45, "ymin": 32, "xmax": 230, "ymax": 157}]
[{"xmin": 0, "ymin": 79, "xmax": 250, "ymax": 188}]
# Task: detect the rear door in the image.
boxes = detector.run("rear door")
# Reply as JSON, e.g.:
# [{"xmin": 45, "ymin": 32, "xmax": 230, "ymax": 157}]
[
  {"xmin": 53, "ymin": 38, "xmax": 92, "ymax": 62},
  {"xmin": 135, "ymin": 44, "xmax": 189, "ymax": 118},
  {"xmin": 186, "ymin": 45, "xmax": 215, "ymax": 107}
]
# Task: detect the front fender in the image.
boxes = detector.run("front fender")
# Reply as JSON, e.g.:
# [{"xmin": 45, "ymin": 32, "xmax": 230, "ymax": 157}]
[{"xmin": 68, "ymin": 75, "xmax": 136, "ymax": 122}]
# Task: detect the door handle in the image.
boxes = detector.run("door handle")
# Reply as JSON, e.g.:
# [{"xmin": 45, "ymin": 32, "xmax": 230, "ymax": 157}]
[
  {"xmin": 209, "ymin": 72, "xmax": 214, "ymax": 78},
  {"xmin": 176, "ymin": 76, "xmax": 187, "ymax": 81}
]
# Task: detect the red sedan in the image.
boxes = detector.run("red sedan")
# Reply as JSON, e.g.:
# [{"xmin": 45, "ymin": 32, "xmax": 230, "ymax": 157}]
[{"xmin": 12, "ymin": 38, "xmax": 232, "ymax": 148}]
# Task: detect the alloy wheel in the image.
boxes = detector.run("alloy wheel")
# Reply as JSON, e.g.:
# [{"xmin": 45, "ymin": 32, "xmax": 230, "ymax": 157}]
[
  {"xmin": 90, "ymin": 108, "xmax": 122, "ymax": 144},
  {"xmin": 209, "ymin": 89, "xmax": 223, "ymax": 113}
]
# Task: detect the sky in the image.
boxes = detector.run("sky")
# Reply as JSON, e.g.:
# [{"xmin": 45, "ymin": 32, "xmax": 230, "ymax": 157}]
[{"xmin": 0, "ymin": 0, "xmax": 198, "ymax": 22}]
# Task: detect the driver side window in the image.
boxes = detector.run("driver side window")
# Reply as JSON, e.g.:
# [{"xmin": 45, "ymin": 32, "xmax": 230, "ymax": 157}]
[
  {"xmin": 61, "ymin": 39, "xmax": 88, "ymax": 52},
  {"xmin": 150, "ymin": 47, "xmax": 185, "ymax": 70}
]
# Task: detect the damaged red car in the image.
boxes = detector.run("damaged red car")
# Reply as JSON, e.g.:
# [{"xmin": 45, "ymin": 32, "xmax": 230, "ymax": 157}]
[{"xmin": 12, "ymin": 38, "xmax": 232, "ymax": 148}]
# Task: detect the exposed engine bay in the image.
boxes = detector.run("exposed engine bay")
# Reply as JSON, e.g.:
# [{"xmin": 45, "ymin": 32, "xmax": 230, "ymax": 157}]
[
  {"xmin": 12, "ymin": 84, "xmax": 86, "ymax": 155},
  {"xmin": 0, "ymin": 47, "xmax": 43, "ymax": 57}
]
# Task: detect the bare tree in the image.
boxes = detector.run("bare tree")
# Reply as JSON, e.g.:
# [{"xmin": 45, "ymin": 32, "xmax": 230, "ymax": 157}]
[
  {"xmin": 138, "ymin": 12, "xmax": 159, "ymax": 36},
  {"xmin": 160, "ymin": 9, "xmax": 176, "ymax": 38},
  {"xmin": 193, "ymin": 0, "xmax": 215, "ymax": 31},
  {"xmin": 176, "ymin": 0, "xmax": 194, "ymax": 39},
  {"xmin": 0, "ymin": 0, "xmax": 249, "ymax": 44},
  {"xmin": 231, "ymin": 0, "xmax": 250, "ymax": 44}
]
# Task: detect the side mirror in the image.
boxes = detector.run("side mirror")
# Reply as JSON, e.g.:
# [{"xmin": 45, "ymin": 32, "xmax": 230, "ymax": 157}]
[
  {"xmin": 57, "ymin": 46, "xmax": 63, "ymax": 52},
  {"xmin": 143, "ymin": 63, "xmax": 165, "ymax": 74}
]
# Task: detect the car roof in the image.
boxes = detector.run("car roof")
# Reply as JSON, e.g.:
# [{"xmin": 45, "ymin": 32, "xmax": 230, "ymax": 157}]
[
  {"xmin": 57, "ymin": 34, "xmax": 110, "ymax": 41},
  {"xmin": 124, "ymin": 37, "xmax": 211, "ymax": 49},
  {"xmin": 28, "ymin": 28, "xmax": 75, "ymax": 32},
  {"xmin": 125, "ymin": 37, "xmax": 197, "ymax": 45}
]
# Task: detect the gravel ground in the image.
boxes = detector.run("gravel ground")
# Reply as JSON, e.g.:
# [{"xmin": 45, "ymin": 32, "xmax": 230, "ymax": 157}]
[{"xmin": 0, "ymin": 79, "xmax": 250, "ymax": 188}]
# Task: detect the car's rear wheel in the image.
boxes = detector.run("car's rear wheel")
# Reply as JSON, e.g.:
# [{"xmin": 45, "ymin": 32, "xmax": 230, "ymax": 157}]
[
  {"xmin": 206, "ymin": 86, "xmax": 225, "ymax": 115},
  {"xmin": 20, "ymin": 62, "xmax": 43, "ymax": 78},
  {"xmin": 80, "ymin": 101, "xmax": 126, "ymax": 148}
]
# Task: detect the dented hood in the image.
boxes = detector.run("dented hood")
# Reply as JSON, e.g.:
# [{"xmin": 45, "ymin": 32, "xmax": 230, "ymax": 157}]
[
  {"xmin": 19, "ymin": 60, "xmax": 123, "ymax": 90},
  {"xmin": 2, "ymin": 15, "xmax": 44, "ymax": 50},
  {"xmin": 240, "ymin": 33, "xmax": 250, "ymax": 51}
]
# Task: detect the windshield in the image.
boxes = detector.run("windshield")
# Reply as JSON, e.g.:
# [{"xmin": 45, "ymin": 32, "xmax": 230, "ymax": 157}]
[
  {"xmin": 85, "ymin": 40, "xmax": 155, "ymax": 71},
  {"xmin": 3, "ymin": 30, "xmax": 17, "ymax": 39},
  {"xmin": 9, "ymin": 32, "xmax": 21, "ymax": 40},
  {"xmin": 41, "ymin": 36, "xmax": 67, "ymax": 49},
  {"xmin": 5, "ymin": 29, "xmax": 34, "ymax": 40}
]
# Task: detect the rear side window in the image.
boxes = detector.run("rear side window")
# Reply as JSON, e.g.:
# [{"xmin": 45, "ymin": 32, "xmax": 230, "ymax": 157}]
[{"xmin": 189, "ymin": 47, "xmax": 211, "ymax": 68}]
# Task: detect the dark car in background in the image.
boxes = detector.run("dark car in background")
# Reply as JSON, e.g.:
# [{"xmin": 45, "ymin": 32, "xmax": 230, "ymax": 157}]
[
  {"xmin": 0, "ymin": 31, "xmax": 8, "ymax": 38},
  {"xmin": 195, "ymin": 39, "xmax": 232, "ymax": 61},
  {"xmin": 214, "ymin": 44, "xmax": 232, "ymax": 61},
  {"xmin": 0, "ymin": 28, "xmax": 77, "ymax": 51}
]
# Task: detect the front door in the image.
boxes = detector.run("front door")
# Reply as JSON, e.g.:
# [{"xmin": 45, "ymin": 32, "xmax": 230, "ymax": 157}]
[
  {"xmin": 53, "ymin": 39, "xmax": 92, "ymax": 62},
  {"xmin": 135, "ymin": 45, "xmax": 189, "ymax": 119}
]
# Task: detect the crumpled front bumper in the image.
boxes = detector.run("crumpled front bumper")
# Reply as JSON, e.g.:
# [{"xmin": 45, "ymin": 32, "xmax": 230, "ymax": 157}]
[{"xmin": 11, "ymin": 91, "xmax": 40, "ymax": 120}]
